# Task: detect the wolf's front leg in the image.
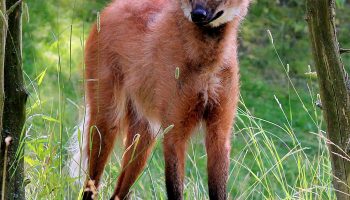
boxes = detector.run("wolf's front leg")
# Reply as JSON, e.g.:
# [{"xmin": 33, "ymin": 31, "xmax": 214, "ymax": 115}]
[
  {"xmin": 204, "ymin": 91, "xmax": 237, "ymax": 200},
  {"xmin": 205, "ymin": 124, "xmax": 231, "ymax": 200}
]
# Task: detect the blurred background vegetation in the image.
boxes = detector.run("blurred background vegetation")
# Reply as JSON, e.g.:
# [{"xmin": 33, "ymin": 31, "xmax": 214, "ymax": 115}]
[{"xmin": 22, "ymin": 0, "xmax": 350, "ymax": 199}]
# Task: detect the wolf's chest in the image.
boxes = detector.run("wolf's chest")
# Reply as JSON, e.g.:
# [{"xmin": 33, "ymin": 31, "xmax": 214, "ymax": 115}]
[
  {"xmin": 179, "ymin": 73, "xmax": 223, "ymax": 119},
  {"xmin": 201, "ymin": 74, "xmax": 222, "ymax": 105}
]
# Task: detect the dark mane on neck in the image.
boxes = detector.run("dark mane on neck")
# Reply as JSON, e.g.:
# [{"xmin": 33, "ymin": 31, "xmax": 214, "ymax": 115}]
[{"xmin": 197, "ymin": 24, "xmax": 227, "ymax": 40}]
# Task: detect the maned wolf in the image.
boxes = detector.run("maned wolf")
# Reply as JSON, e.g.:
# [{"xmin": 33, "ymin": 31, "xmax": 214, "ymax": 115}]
[{"xmin": 70, "ymin": 0, "xmax": 250, "ymax": 199}]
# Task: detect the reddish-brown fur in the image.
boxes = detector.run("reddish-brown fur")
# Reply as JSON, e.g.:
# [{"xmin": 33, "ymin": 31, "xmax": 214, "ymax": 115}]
[{"xmin": 81, "ymin": 0, "xmax": 249, "ymax": 199}]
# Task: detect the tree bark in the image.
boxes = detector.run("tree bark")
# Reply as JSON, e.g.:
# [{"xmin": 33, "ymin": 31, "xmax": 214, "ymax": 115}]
[
  {"xmin": 306, "ymin": 0, "xmax": 350, "ymax": 199},
  {"xmin": 0, "ymin": 0, "xmax": 26, "ymax": 199}
]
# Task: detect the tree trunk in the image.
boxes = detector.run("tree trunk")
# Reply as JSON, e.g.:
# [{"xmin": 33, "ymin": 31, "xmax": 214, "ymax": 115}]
[
  {"xmin": 0, "ymin": 0, "xmax": 26, "ymax": 199},
  {"xmin": 306, "ymin": 0, "xmax": 350, "ymax": 199}
]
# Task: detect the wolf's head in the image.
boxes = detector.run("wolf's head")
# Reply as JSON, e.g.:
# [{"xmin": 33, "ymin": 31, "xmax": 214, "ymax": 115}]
[{"xmin": 180, "ymin": 0, "xmax": 249, "ymax": 27}]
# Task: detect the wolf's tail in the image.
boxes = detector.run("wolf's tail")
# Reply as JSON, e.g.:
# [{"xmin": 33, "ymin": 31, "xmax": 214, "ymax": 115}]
[{"xmin": 67, "ymin": 118, "xmax": 89, "ymax": 185}]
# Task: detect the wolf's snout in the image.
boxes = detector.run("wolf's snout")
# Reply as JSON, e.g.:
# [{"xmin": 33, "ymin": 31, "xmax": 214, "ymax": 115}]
[{"xmin": 191, "ymin": 5, "xmax": 210, "ymax": 25}]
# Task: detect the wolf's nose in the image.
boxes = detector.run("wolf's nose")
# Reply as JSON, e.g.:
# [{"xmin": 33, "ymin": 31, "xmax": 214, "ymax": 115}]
[{"xmin": 191, "ymin": 6, "xmax": 209, "ymax": 25}]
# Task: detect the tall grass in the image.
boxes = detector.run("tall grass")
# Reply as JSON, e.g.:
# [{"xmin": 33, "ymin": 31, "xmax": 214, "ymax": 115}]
[{"xmin": 21, "ymin": 0, "xmax": 349, "ymax": 199}]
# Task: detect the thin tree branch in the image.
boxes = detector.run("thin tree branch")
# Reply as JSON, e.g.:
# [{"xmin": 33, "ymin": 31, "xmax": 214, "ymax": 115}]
[
  {"xmin": 340, "ymin": 48, "xmax": 350, "ymax": 54},
  {"xmin": 6, "ymin": 0, "xmax": 22, "ymax": 15},
  {"xmin": 0, "ymin": 0, "xmax": 6, "ymax": 150},
  {"xmin": 1, "ymin": 137, "xmax": 12, "ymax": 200}
]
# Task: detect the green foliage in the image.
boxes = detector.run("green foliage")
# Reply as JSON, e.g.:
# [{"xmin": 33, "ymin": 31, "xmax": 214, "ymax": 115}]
[
  {"xmin": 336, "ymin": 0, "xmax": 346, "ymax": 7},
  {"xmin": 22, "ymin": 0, "xmax": 350, "ymax": 199}
]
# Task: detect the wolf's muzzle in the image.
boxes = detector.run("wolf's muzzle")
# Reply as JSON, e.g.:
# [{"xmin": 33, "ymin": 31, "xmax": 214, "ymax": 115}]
[{"xmin": 191, "ymin": 5, "xmax": 224, "ymax": 26}]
